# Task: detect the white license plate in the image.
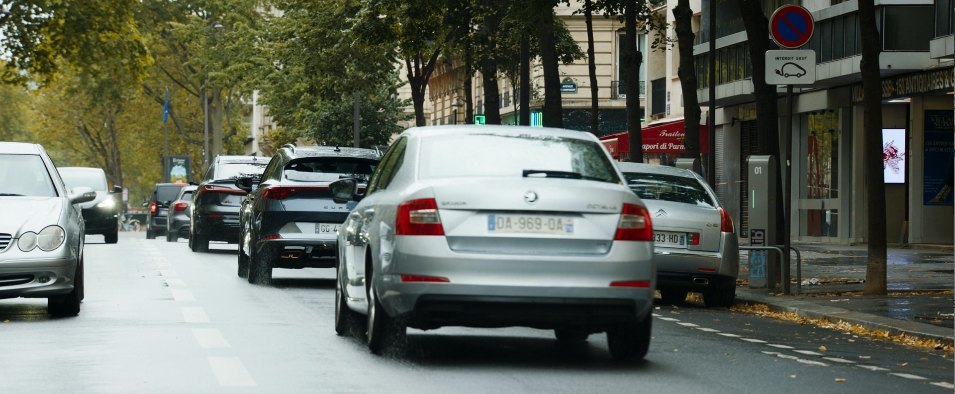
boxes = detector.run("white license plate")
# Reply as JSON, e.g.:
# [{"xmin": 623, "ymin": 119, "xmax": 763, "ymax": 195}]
[
  {"xmin": 220, "ymin": 195, "xmax": 243, "ymax": 206},
  {"xmin": 487, "ymin": 214, "xmax": 574, "ymax": 235},
  {"xmin": 654, "ymin": 231, "xmax": 687, "ymax": 248},
  {"xmin": 316, "ymin": 223, "xmax": 341, "ymax": 235}
]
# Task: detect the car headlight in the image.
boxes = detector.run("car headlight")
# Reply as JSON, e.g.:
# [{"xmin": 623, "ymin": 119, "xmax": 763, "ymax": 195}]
[
  {"xmin": 97, "ymin": 198, "xmax": 116, "ymax": 209},
  {"xmin": 37, "ymin": 226, "xmax": 66, "ymax": 251},
  {"xmin": 17, "ymin": 232, "xmax": 37, "ymax": 252}
]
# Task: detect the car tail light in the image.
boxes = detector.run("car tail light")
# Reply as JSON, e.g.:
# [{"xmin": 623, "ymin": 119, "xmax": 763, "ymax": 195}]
[
  {"xmin": 614, "ymin": 203, "xmax": 652, "ymax": 241},
  {"xmin": 396, "ymin": 198, "xmax": 444, "ymax": 236},
  {"xmin": 719, "ymin": 207, "xmax": 734, "ymax": 233},
  {"xmin": 261, "ymin": 186, "xmax": 328, "ymax": 200},
  {"xmin": 689, "ymin": 232, "xmax": 700, "ymax": 246},
  {"xmin": 261, "ymin": 234, "xmax": 281, "ymax": 241},
  {"xmin": 173, "ymin": 202, "xmax": 188, "ymax": 212},
  {"xmin": 610, "ymin": 280, "xmax": 651, "ymax": 288},
  {"xmin": 201, "ymin": 184, "xmax": 247, "ymax": 195},
  {"xmin": 400, "ymin": 274, "xmax": 449, "ymax": 283},
  {"xmin": 205, "ymin": 213, "xmax": 224, "ymax": 219},
  {"xmin": 149, "ymin": 201, "xmax": 157, "ymax": 216}
]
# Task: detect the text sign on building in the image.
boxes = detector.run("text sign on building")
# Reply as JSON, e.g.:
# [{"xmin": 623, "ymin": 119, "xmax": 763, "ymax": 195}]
[
  {"xmin": 769, "ymin": 5, "xmax": 814, "ymax": 49},
  {"xmin": 765, "ymin": 50, "xmax": 816, "ymax": 85},
  {"xmin": 560, "ymin": 78, "xmax": 577, "ymax": 93}
]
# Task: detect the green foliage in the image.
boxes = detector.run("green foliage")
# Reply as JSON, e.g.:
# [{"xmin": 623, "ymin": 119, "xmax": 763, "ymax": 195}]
[{"xmin": 0, "ymin": 82, "xmax": 32, "ymax": 142}]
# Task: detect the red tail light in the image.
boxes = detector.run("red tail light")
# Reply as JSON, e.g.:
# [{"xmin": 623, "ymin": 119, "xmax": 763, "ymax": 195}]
[
  {"xmin": 201, "ymin": 184, "xmax": 247, "ymax": 195},
  {"xmin": 719, "ymin": 207, "xmax": 734, "ymax": 233},
  {"xmin": 149, "ymin": 201, "xmax": 157, "ymax": 216},
  {"xmin": 261, "ymin": 186, "xmax": 329, "ymax": 200},
  {"xmin": 615, "ymin": 203, "xmax": 653, "ymax": 241},
  {"xmin": 400, "ymin": 274, "xmax": 449, "ymax": 283},
  {"xmin": 610, "ymin": 280, "xmax": 651, "ymax": 288},
  {"xmin": 689, "ymin": 232, "xmax": 700, "ymax": 246},
  {"xmin": 173, "ymin": 202, "xmax": 188, "ymax": 212},
  {"xmin": 261, "ymin": 234, "xmax": 281, "ymax": 241},
  {"xmin": 396, "ymin": 198, "xmax": 444, "ymax": 236}
]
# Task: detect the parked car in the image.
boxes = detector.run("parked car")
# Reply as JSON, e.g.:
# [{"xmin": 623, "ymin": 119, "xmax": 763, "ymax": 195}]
[
  {"xmin": 616, "ymin": 162, "xmax": 739, "ymax": 307},
  {"xmin": 333, "ymin": 126, "xmax": 656, "ymax": 360},
  {"xmin": 166, "ymin": 185, "xmax": 198, "ymax": 242},
  {"xmin": 58, "ymin": 167, "xmax": 122, "ymax": 244},
  {"xmin": 189, "ymin": 155, "xmax": 268, "ymax": 252},
  {"xmin": 236, "ymin": 145, "xmax": 380, "ymax": 284},
  {"xmin": 0, "ymin": 142, "xmax": 96, "ymax": 316},
  {"xmin": 146, "ymin": 183, "xmax": 187, "ymax": 240}
]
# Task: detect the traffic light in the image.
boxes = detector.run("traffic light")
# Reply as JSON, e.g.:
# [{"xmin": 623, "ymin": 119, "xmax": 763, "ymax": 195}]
[{"xmin": 473, "ymin": 114, "xmax": 486, "ymax": 125}]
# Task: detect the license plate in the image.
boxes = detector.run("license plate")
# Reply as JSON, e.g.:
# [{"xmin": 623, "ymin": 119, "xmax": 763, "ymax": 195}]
[
  {"xmin": 316, "ymin": 223, "xmax": 341, "ymax": 235},
  {"xmin": 654, "ymin": 231, "xmax": 687, "ymax": 248},
  {"xmin": 487, "ymin": 214, "xmax": 574, "ymax": 235},
  {"xmin": 220, "ymin": 195, "xmax": 243, "ymax": 206}
]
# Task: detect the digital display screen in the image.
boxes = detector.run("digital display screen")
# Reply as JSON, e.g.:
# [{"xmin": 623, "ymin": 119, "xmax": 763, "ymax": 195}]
[{"xmin": 882, "ymin": 128, "xmax": 906, "ymax": 184}]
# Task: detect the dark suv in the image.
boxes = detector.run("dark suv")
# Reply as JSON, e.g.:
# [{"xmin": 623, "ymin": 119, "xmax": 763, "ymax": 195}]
[
  {"xmin": 146, "ymin": 183, "xmax": 186, "ymax": 240},
  {"xmin": 189, "ymin": 155, "xmax": 268, "ymax": 252},
  {"xmin": 59, "ymin": 167, "xmax": 122, "ymax": 243},
  {"xmin": 236, "ymin": 145, "xmax": 379, "ymax": 285}
]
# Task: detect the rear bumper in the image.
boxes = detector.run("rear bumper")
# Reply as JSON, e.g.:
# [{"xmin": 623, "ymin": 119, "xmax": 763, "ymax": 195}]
[
  {"xmin": 82, "ymin": 209, "xmax": 118, "ymax": 234},
  {"xmin": 653, "ymin": 233, "xmax": 739, "ymax": 279},
  {"xmin": 195, "ymin": 214, "xmax": 240, "ymax": 242},
  {"xmin": 0, "ymin": 257, "xmax": 78, "ymax": 299},
  {"xmin": 260, "ymin": 238, "xmax": 338, "ymax": 269}
]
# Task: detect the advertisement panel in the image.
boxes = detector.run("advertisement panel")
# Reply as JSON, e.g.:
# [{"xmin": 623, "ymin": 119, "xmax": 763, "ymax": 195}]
[
  {"xmin": 923, "ymin": 110, "xmax": 954, "ymax": 205},
  {"xmin": 882, "ymin": 129, "xmax": 906, "ymax": 184}
]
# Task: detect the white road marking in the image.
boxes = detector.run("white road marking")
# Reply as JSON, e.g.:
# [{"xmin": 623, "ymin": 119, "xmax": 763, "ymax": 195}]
[
  {"xmin": 856, "ymin": 365, "xmax": 890, "ymax": 372},
  {"xmin": 181, "ymin": 307, "xmax": 210, "ymax": 323},
  {"xmin": 192, "ymin": 328, "xmax": 230, "ymax": 349},
  {"xmin": 766, "ymin": 344, "xmax": 794, "ymax": 349},
  {"xmin": 657, "ymin": 317, "xmax": 679, "ymax": 322},
  {"xmin": 677, "ymin": 322, "xmax": 698, "ymax": 327},
  {"xmin": 761, "ymin": 351, "xmax": 829, "ymax": 367},
  {"xmin": 741, "ymin": 338, "xmax": 767, "ymax": 343},
  {"xmin": 208, "ymin": 357, "xmax": 256, "ymax": 387},
  {"xmin": 792, "ymin": 349, "xmax": 824, "ymax": 356},
  {"xmin": 889, "ymin": 373, "xmax": 927, "ymax": 381},
  {"xmin": 165, "ymin": 278, "xmax": 187, "ymax": 288},
  {"xmin": 717, "ymin": 333, "xmax": 741, "ymax": 338},
  {"xmin": 822, "ymin": 357, "xmax": 855, "ymax": 364},
  {"xmin": 695, "ymin": 327, "xmax": 720, "ymax": 333},
  {"xmin": 171, "ymin": 289, "xmax": 196, "ymax": 302},
  {"xmin": 930, "ymin": 382, "xmax": 955, "ymax": 389},
  {"xmin": 652, "ymin": 313, "xmax": 661, "ymax": 317},
  {"xmin": 159, "ymin": 269, "xmax": 179, "ymax": 277},
  {"xmin": 795, "ymin": 358, "xmax": 829, "ymax": 367}
]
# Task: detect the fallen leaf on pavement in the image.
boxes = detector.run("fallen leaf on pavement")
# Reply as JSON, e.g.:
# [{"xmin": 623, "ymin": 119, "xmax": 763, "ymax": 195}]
[
  {"xmin": 818, "ymin": 345, "xmax": 827, "ymax": 352},
  {"xmin": 835, "ymin": 378, "xmax": 846, "ymax": 383},
  {"xmin": 900, "ymin": 362, "xmax": 908, "ymax": 367},
  {"xmin": 858, "ymin": 355, "xmax": 871, "ymax": 359}
]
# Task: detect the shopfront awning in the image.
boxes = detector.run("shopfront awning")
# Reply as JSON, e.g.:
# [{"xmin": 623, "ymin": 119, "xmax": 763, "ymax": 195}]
[{"xmin": 599, "ymin": 119, "xmax": 710, "ymax": 160}]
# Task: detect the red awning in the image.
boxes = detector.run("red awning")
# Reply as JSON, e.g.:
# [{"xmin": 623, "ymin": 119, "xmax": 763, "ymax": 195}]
[{"xmin": 599, "ymin": 119, "xmax": 709, "ymax": 160}]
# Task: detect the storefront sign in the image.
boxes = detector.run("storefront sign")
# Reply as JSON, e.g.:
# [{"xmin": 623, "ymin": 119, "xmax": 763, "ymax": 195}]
[
  {"xmin": 923, "ymin": 110, "xmax": 954, "ymax": 206},
  {"xmin": 853, "ymin": 68, "xmax": 954, "ymax": 101},
  {"xmin": 597, "ymin": 119, "xmax": 710, "ymax": 160}
]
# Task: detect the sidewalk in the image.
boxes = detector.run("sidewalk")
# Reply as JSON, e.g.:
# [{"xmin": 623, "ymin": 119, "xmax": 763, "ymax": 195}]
[{"xmin": 734, "ymin": 243, "xmax": 954, "ymax": 344}]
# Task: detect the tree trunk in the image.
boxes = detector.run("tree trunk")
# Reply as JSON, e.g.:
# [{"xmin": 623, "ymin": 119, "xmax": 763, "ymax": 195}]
[
  {"xmin": 479, "ymin": 0, "xmax": 502, "ymax": 125},
  {"xmin": 674, "ymin": 0, "xmax": 701, "ymax": 159},
  {"xmin": 859, "ymin": 0, "xmax": 887, "ymax": 295},
  {"xmin": 584, "ymin": 0, "xmax": 599, "ymax": 134},
  {"xmin": 538, "ymin": 6, "xmax": 563, "ymax": 128},
  {"xmin": 465, "ymin": 41, "xmax": 474, "ymax": 124},
  {"xmin": 519, "ymin": 34, "xmax": 530, "ymax": 126},
  {"xmin": 406, "ymin": 50, "xmax": 441, "ymax": 127},
  {"xmin": 211, "ymin": 87, "xmax": 224, "ymax": 158},
  {"xmin": 739, "ymin": 0, "xmax": 785, "ymax": 252},
  {"xmin": 623, "ymin": 0, "xmax": 642, "ymax": 162},
  {"xmin": 106, "ymin": 113, "xmax": 124, "ymax": 188}
]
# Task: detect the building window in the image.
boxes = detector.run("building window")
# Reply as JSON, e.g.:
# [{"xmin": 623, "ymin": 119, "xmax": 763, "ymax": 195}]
[
  {"xmin": 651, "ymin": 79, "xmax": 665, "ymax": 116},
  {"xmin": 937, "ymin": 0, "xmax": 954, "ymax": 37},
  {"xmin": 883, "ymin": 6, "xmax": 934, "ymax": 51}
]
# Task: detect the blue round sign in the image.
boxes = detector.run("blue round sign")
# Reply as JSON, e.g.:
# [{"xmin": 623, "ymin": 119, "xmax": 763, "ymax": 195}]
[{"xmin": 769, "ymin": 5, "xmax": 814, "ymax": 49}]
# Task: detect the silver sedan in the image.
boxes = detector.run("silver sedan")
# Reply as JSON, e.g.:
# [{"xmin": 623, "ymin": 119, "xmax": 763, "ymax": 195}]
[
  {"xmin": 332, "ymin": 126, "xmax": 656, "ymax": 361},
  {"xmin": 616, "ymin": 162, "xmax": 739, "ymax": 307},
  {"xmin": 0, "ymin": 142, "xmax": 95, "ymax": 316}
]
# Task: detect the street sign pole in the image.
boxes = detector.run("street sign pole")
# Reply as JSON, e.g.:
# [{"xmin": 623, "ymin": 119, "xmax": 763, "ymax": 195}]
[{"xmin": 783, "ymin": 84, "xmax": 793, "ymax": 295}]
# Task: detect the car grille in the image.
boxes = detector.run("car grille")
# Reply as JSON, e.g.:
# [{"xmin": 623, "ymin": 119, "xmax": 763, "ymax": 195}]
[{"xmin": 0, "ymin": 233, "xmax": 11, "ymax": 251}]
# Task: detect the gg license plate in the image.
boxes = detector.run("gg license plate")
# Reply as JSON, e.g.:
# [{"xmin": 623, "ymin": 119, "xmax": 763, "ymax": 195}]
[
  {"xmin": 654, "ymin": 231, "xmax": 687, "ymax": 248},
  {"xmin": 487, "ymin": 214, "xmax": 574, "ymax": 235},
  {"xmin": 316, "ymin": 223, "xmax": 341, "ymax": 235}
]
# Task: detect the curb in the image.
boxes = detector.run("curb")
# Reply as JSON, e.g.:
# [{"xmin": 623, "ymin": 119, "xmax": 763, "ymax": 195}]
[{"xmin": 735, "ymin": 290, "xmax": 955, "ymax": 345}]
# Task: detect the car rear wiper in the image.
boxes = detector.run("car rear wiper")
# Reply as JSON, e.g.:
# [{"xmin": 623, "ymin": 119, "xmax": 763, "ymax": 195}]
[
  {"xmin": 0, "ymin": 193, "xmax": 24, "ymax": 196},
  {"xmin": 522, "ymin": 169, "xmax": 582, "ymax": 179}
]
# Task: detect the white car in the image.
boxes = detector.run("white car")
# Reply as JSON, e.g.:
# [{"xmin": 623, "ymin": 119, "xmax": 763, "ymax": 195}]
[
  {"xmin": 0, "ymin": 142, "xmax": 96, "ymax": 316},
  {"xmin": 332, "ymin": 126, "xmax": 656, "ymax": 361}
]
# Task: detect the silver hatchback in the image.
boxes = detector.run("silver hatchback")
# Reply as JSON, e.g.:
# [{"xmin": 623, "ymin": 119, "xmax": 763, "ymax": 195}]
[
  {"xmin": 616, "ymin": 162, "xmax": 739, "ymax": 307},
  {"xmin": 333, "ymin": 126, "xmax": 656, "ymax": 361}
]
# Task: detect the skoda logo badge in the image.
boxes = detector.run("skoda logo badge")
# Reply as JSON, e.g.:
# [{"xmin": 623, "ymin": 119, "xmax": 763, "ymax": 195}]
[
  {"xmin": 524, "ymin": 191, "xmax": 538, "ymax": 204},
  {"xmin": 656, "ymin": 209, "xmax": 667, "ymax": 217}
]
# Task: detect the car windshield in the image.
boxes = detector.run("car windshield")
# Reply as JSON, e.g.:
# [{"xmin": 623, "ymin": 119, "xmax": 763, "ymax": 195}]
[
  {"xmin": 156, "ymin": 186, "xmax": 183, "ymax": 202},
  {"xmin": 418, "ymin": 133, "xmax": 620, "ymax": 183},
  {"xmin": 60, "ymin": 169, "xmax": 108, "ymax": 191},
  {"xmin": 216, "ymin": 162, "xmax": 268, "ymax": 180},
  {"xmin": 284, "ymin": 158, "xmax": 377, "ymax": 183},
  {"xmin": 0, "ymin": 154, "xmax": 56, "ymax": 197},
  {"xmin": 623, "ymin": 173, "xmax": 715, "ymax": 207}
]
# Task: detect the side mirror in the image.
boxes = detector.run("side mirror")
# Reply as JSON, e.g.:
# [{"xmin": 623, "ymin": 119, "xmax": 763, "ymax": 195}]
[
  {"xmin": 329, "ymin": 178, "xmax": 358, "ymax": 204},
  {"xmin": 235, "ymin": 176, "xmax": 255, "ymax": 193},
  {"xmin": 69, "ymin": 186, "xmax": 97, "ymax": 204},
  {"xmin": 112, "ymin": 185, "xmax": 123, "ymax": 193}
]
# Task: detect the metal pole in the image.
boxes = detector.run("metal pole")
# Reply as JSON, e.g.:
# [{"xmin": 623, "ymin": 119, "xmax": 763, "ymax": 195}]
[
  {"xmin": 783, "ymin": 84, "xmax": 793, "ymax": 295},
  {"xmin": 203, "ymin": 90, "xmax": 209, "ymax": 168},
  {"xmin": 163, "ymin": 118, "xmax": 169, "ymax": 182},
  {"xmin": 353, "ymin": 92, "xmax": 360, "ymax": 148},
  {"xmin": 707, "ymin": 0, "xmax": 716, "ymax": 188}
]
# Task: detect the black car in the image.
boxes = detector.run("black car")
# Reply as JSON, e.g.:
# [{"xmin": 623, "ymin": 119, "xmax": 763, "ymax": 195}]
[
  {"xmin": 146, "ymin": 183, "xmax": 187, "ymax": 239},
  {"xmin": 189, "ymin": 155, "xmax": 268, "ymax": 252},
  {"xmin": 236, "ymin": 145, "xmax": 379, "ymax": 285},
  {"xmin": 59, "ymin": 167, "xmax": 122, "ymax": 244}
]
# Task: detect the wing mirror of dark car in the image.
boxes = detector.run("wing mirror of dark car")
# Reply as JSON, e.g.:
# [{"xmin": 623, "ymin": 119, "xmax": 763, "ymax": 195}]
[
  {"xmin": 69, "ymin": 186, "xmax": 97, "ymax": 204},
  {"xmin": 112, "ymin": 185, "xmax": 123, "ymax": 193},
  {"xmin": 235, "ymin": 176, "xmax": 256, "ymax": 193},
  {"xmin": 329, "ymin": 178, "xmax": 360, "ymax": 204}
]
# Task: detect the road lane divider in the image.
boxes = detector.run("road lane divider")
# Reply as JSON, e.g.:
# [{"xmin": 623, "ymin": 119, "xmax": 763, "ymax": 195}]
[
  {"xmin": 192, "ymin": 328, "xmax": 231, "ymax": 349},
  {"xmin": 208, "ymin": 357, "xmax": 256, "ymax": 387}
]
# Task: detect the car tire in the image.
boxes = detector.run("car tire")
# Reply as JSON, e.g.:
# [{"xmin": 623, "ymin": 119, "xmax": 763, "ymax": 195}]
[
  {"xmin": 167, "ymin": 230, "xmax": 177, "ymax": 242},
  {"xmin": 335, "ymin": 263, "xmax": 361, "ymax": 336},
  {"xmin": 49, "ymin": 261, "xmax": 82, "ymax": 317},
  {"xmin": 194, "ymin": 233, "xmax": 209, "ymax": 253},
  {"xmin": 248, "ymin": 244, "xmax": 273, "ymax": 286},
  {"xmin": 554, "ymin": 328, "xmax": 590, "ymax": 343},
  {"xmin": 606, "ymin": 314, "xmax": 651, "ymax": 362},
  {"xmin": 237, "ymin": 244, "xmax": 250, "ymax": 279},
  {"xmin": 146, "ymin": 228, "xmax": 155, "ymax": 240},
  {"xmin": 703, "ymin": 286, "xmax": 736, "ymax": 308},
  {"xmin": 104, "ymin": 227, "xmax": 118, "ymax": 244},
  {"xmin": 365, "ymin": 269, "xmax": 404, "ymax": 354},
  {"xmin": 659, "ymin": 288, "xmax": 688, "ymax": 305}
]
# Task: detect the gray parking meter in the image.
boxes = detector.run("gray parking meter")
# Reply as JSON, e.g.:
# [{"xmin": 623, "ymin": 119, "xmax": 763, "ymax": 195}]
[
  {"xmin": 674, "ymin": 158, "xmax": 702, "ymax": 175},
  {"xmin": 746, "ymin": 155, "xmax": 779, "ymax": 289}
]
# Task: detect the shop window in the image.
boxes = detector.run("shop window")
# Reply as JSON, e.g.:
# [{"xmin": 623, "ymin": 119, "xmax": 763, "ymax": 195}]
[
  {"xmin": 832, "ymin": 16, "xmax": 844, "ymax": 59},
  {"xmin": 883, "ymin": 6, "xmax": 933, "ymax": 51},
  {"xmin": 651, "ymin": 79, "xmax": 665, "ymax": 115},
  {"xmin": 801, "ymin": 111, "xmax": 840, "ymax": 238},
  {"xmin": 937, "ymin": 0, "xmax": 954, "ymax": 37}
]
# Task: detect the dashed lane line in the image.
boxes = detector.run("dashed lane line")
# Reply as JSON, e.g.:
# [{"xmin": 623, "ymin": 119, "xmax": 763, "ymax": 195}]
[
  {"xmin": 792, "ymin": 349, "xmax": 824, "ymax": 356},
  {"xmin": 192, "ymin": 328, "xmax": 231, "ymax": 349},
  {"xmin": 857, "ymin": 365, "xmax": 891, "ymax": 372},
  {"xmin": 171, "ymin": 289, "xmax": 196, "ymax": 302},
  {"xmin": 208, "ymin": 357, "xmax": 257, "ymax": 387},
  {"xmin": 676, "ymin": 322, "xmax": 698, "ymax": 327},
  {"xmin": 822, "ymin": 357, "xmax": 856, "ymax": 364},
  {"xmin": 181, "ymin": 306, "xmax": 210, "ymax": 324},
  {"xmin": 717, "ymin": 333, "xmax": 741, "ymax": 338},
  {"xmin": 740, "ymin": 338, "xmax": 767, "ymax": 344},
  {"xmin": 766, "ymin": 344, "xmax": 794, "ymax": 349},
  {"xmin": 930, "ymin": 382, "xmax": 955, "ymax": 389},
  {"xmin": 761, "ymin": 351, "xmax": 830, "ymax": 367},
  {"xmin": 695, "ymin": 327, "xmax": 720, "ymax": 333},
  {"xmin": 889, "ymin": 373, "xmax": 927, "ymax": 381}
]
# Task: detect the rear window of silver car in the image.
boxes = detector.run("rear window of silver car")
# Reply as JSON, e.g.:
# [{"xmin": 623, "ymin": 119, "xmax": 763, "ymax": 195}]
[
  {"xmin": 418, "ymin": 133, "xmax": 620, "ymax": 183},
  {"xmin": 623, "ymin": 173, "xmax": 715, "ymax": 207},
  {"xmin": 60, "ymin": 169, "xmax": 108, "ymax": 191},
  {"xmin": 284, "ymin": 158, "xmax": 377, "ymax": 182},
  {"xmin": 0, "ymin": 154, "xmax": 56, "ymax": 197}
]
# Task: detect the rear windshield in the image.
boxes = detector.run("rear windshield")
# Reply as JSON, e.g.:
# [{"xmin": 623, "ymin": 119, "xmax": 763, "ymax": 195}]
[
  {"xmin": 156, "ymin": 186, "xmax": 183, "ymax": 202},
  {"xmin": 623, "ymin": 173, "xmax": 715, "ymax": 207},
  {"xmin": 216, "ymin": 162, "xmax": 268, "ymax": 180},
  {"xmin": 284, "ymin": 158, "xmax": 377, "ymax": 183},
  {"xmin": 418, "ymin": 133, "xmax": 620, "ymax": 183},
  {"xmin": 0, "ymin": 154, "xmax": 56, "ymax": 197},
  {"xmin": 179, "ymin": 190, "xmax": 195, "ymax": 202},
  {"xmin": 60, "ymin": 169, "xmax": 108, "ymax": 191}
]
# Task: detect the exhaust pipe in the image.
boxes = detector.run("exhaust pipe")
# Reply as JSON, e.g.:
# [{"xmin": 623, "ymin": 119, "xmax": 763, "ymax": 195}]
[
  {"xmin": 693, "ymin": 277, "xmax": 710, "ymax": 285},
  {"xmin": 280, "ymin": 250, "xmax": 302, "ymax": 260}
]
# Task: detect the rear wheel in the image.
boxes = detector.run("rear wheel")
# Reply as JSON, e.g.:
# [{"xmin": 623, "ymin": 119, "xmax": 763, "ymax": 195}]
[
  {"xmin": 166, "ymin": 229, "xmax": 177, "ymax": 242},
  {"xmin": 659, "ymin": 288, "xmax": 688, "ymax": 305},
  {"xmin": 146, "ymin": 228, "xmax": 155, "ymax": 240},
  {"xmin": 237, "ymin": 243, "xmax": 250, "ymax": 278},
  {"xmin": 194, "ymin": 233, "xmax": 209, "ymax": 253},
  {"xmin": 365, "ymin": 269, "xmax": 404, "ymax": 354},
  {"xmin": 49, "ymin": 262, "xmax": 82, "ymax": 317},
  {"xmin": 606, "ymin": 314, "xmax": 652, "ymax": 362},
  {"xmin": 104, "ymin": 226, "xmax": 118, "ymax": 244},
  {"xmin": 703, "ymin": 286, "xmax": 736, "ymax": 308},
  {"xmin": 248, "ymin": 244, "xmax": 273, "ymax": 286},
  {"xmin": 335, "ymin": 263, "xmax": 361, "ymax": 336}
]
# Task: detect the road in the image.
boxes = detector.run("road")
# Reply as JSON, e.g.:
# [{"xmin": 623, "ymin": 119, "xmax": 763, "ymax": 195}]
[{"xmin": 0, "ymin": 232, "xmax": 950, "ymax": 393}]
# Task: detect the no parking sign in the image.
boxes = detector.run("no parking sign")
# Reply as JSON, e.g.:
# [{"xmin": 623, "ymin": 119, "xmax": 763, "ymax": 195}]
[{"xmin": 769, "ymin": 5, "xmax": 814, "ymax": 49}]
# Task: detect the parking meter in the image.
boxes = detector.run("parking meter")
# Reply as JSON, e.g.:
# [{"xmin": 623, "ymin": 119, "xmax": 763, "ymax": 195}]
[{"xmin": 747, "ymin": 155, "xmax": 779, "ymax": 289}]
